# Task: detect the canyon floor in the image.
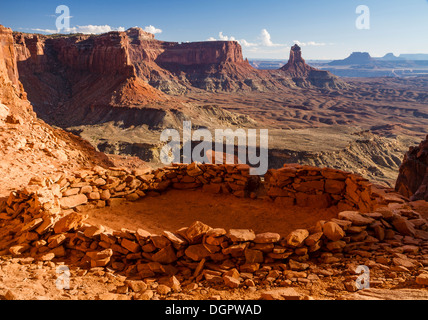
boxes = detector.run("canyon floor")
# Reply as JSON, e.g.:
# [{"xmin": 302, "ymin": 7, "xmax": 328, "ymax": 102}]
[{"xmin": 68, "ymin": 77, "xmax": 428, "ymax": 189}]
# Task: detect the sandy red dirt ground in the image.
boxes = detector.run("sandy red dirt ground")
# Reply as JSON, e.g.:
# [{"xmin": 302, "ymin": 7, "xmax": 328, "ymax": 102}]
[{"xmin": 85, "ymin": 189, "xmax": 339, "ymax": 236}]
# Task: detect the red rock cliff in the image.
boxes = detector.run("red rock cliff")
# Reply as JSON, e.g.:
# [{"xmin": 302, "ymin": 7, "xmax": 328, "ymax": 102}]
[
  {"xmin": 0, "ymin": 25, "xmax": 31, "ymax": 117},
  {"xmin": 13, "ymin": 29, "xmax": 168, "ymax": 126},
  {"xmin": 0, "ymin": 25, "xmax": 112, "ymax": 194},
  {"xmin": 10, "ymin": 27, "xmax": 348, "ymax": 127},
  {"xmin": 156, "ymin": 41, "xmax": 245, "ymax": 65},
  {"xmin": 14, "ymin": 31, "xmax": 135, "ymax": 76},
  {"xmin": 50, "ymin": 32, "xmax": 134, "ymax": 76},
  {"xmin": 396, "ymin": 135, "xmax": 428, "ymax": 201}
]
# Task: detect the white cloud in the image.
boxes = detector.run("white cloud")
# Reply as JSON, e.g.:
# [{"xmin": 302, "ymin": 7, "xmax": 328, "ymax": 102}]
[
  {"xmin": 293, "ymin": 40, "xmax": 326, "ymax": 47},
  {"xmin": 31, "ymin": 25, "xmax": 125, "ymax": 34},
  {"xmin": 207, "ymin": 32, "xmax": 256, "ymax": 47},
  {"xmin": 196, "ymin": 30, "xmax": 326, "ymax": 59},
  {"xmin": 68, "ymin": 25, "xmax": 125, "ymax": 34},
  {"xmin": 259, "ymin": 29, "xmax": 285, "ymax": 47},
  {"xmin": 143, "ymin": 25, "xmax": 162, "ymax": 34},
  {"xmin": 206, "ymin": 29, "xmax": 289, "ymax": 59},
  {"xmin": 239, "ymin": 39, "xmax": 257, "ymax": 47},
  {"xmin": 218, "ymin": 32, "xmax": 236, "ymax": 41},
  {"xmin": 31, "ymin": 28, "xmax": 58, "ymax": 34}
]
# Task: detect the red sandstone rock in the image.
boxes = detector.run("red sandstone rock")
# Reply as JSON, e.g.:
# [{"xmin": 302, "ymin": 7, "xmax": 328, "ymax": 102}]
[
  {"xmin": 254, "ymin": 232, "xmax": 281, "ymax": 244},
  {"xmin": 151, "ymin": 245, "xmax": 177, "ymax": 264},
  {"xmin": 338, "ymin": 211, "xmax": 374, "ymax": 226},
  {"xmin": 416, "ymin": 273, "xmax": 428, "ymax": 286},
  {"xmin": 53, "ymin": 212, "xmax": 86, "ymax": 233},
  {"xmin": 285, "ymin": 229, "xmax": 309, "ymax": 247},
  {"xmin": 396, "ymin": 135, "xmax": 428, "ymax": 201},
  {"xmin": 325, "ymin": 179, "xmax": 346, "ymax": 194},
  {"xmin": 185, "ymin": 221, "xmax": 212, "ymax": 244},
  {"xmin": 280, "ymin": 45, "xmax": 312, "ymax": 78},
  {"xmin": 121, "ymin": 238, "xmax": 141, "ymax": 253},
  {"xmin": 280, "ymin": 45, "xmax": 347, "ymax": 89},
  {"xmin": 157, "ymin": 41, "xmax": 244, "ymax": 65},
  {"xmin": 185, "ymin": 244, "xmax": 211, "ymax": 261},
  {"xmin": 227, "ymin": 229, "xmax": 256, "ymax": 242},
  {"xmin": 322, "ymin": 221, "xmax": 345, "ymax": 241},
  {"xmin": 59, "ymin": 194, "xmax": 88, "ymax": 209},
  {"xmin": 10, "ymin": 26, "xmax": 347, "ymax": 129},
  {"xmin": 245, "ymin": 249, "xmax": 264, "ymax": 263},
  {"xmin": 392, "ymin": 217, "xmax": 416, "ymax": 236}
]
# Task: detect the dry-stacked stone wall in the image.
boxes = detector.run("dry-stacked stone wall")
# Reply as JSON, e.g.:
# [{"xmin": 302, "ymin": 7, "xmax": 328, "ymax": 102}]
[
  {"xmin": 53, "ymin": 162, "xmax": 261, "ymax": 212},
  {"xmin": 265, "ymin": 164, "xmax": 374, "ymax": 212},
  {"xmin": 1, "ymin": 162, "xmax": 427, "ymax": 284}
]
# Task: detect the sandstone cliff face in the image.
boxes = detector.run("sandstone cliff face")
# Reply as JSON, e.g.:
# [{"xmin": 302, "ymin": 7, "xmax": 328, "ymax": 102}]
[
  {"xmin": 11, "ymin": 27, "xmax": 348, "ymax": 127},
  {"xmin": 14, "ymin": 29, "xmax": 168, "ymax": 126},
  {"xmin": 51, "ymin": 32, "xmax": 134, "ymax": 75},
  {"xmin": 0, "ymin": 24, "xmax": 112, "ymax": 194},
  {"xmin": 0, "ymin": 25, "xmax": 29, "ymax": 116},
  {"xmin": 125, "ymin": 29, "xmax": 283, "ymax": 93},
  {"xmin": 395, "ymin": 135, "xmax": 428, "ymax": 201},
  {"xmin": 156, "ymin": 41, "xmax": 244, "ymax": 65}
]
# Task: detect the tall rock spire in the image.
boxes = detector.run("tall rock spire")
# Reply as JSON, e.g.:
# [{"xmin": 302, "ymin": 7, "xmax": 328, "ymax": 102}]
[{"xmin": 280, "ymin": 44, "xmax": 312, "ymax": 77}]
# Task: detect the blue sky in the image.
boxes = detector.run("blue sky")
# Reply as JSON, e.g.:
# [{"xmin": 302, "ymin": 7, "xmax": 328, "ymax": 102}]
[{"xmin": 1, "ymin": 0, "xmax": 427, "ymax": 59}]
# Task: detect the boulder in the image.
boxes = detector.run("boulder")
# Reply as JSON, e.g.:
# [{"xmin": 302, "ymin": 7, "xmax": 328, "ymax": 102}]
[
  {"xmin": 254, "ymin": 232, "xmax": 281, "ymax": 244},
  {"xmin": 416, "ymin": 273, "xmax": 428, "ymax": 286},
  {"xmin": 392, "ymin": 217, "xmax": 416, "ymax": 236},
  {"xmin": 338, "ymin": 211, "xmax": 374, "ymax": 225},
  {"xmin": 185, "ymin": 244, "xmax": 211, "ymax": 261},
  {"xmin": 285, "ymin": 229, "xmax": 309, "ymax": 247},
  {"xmin": 227, "ymin": 229, "xmax": 256, "ymax": 242},
  {"xmin": 59, "ymin": 194, "xmax": 88, "ymax": 209},
  {"xmin": 151, "ymin": 245, "xmax": 177, "ymax": 264},
  {"xmin": 395, "ymin": 135, "xmax": 428, "ymax": 201},
  {"xmin": 322, "ymin": 221, "xmax": 345, "ymax": 241},
  {"xmin": 185, "ymin": 221, "xmax": 212, "ymax": 243},
  {"xmin": 53, "ymin": 212, "xmax": 86, "ymax": 233}
]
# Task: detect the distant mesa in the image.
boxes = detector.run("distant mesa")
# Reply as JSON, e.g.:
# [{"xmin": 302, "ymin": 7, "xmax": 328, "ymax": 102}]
[
  {"xmin": 329, "ymin": 52, "xmax": 374, "ymax": 66},
  {"xmin": 329, "ymin": 52, "xmax": 428, "ymax": 65},
  {"xmin": 398, "ymin": 53, "xmax": 428, "ymax": 60},
  {"xmin": 379, "ymin": 53, "xmax": 403, "ymax": 61}
]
